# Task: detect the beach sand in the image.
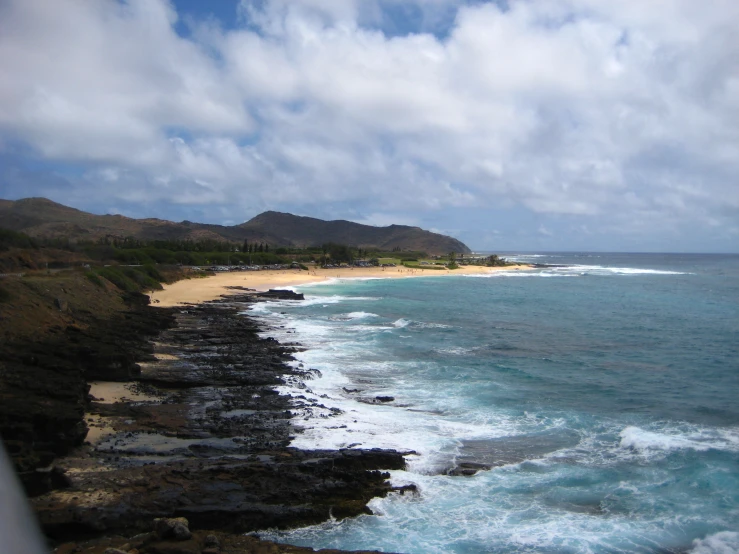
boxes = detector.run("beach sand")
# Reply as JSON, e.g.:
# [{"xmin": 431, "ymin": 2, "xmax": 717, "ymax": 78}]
[
  {"xmin": 85, "ymin": 382, "xmax": 160, "ymax": 443},
  {"xmin": 149, "ymin": 264, "xmax": 530, "ymax": 307}
]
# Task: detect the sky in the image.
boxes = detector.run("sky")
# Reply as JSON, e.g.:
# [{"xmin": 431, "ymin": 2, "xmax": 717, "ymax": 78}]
[{"xmin": 0, "ymin": 0, "xmax": 737, "ymax": 253}]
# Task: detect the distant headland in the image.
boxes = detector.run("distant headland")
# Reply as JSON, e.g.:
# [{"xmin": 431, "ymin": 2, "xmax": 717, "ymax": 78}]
[{"xmin": 0, "ymin": 197, "xmax": 471, "ymax": 256}]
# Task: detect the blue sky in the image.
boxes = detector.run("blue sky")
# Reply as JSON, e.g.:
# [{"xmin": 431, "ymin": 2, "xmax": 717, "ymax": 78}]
[{"xmin": 0, "ymin": 0, "xmax": 737, "ymax": 252}]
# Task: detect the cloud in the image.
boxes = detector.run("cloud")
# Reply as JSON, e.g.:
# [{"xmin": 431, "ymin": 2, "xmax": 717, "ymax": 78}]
[{"xmin": 0, "ymin": 0, "xmax": 737, "ymax": 250}]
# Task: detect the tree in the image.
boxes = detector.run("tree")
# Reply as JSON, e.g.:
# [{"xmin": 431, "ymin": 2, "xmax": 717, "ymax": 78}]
[
  {"xmin": 447, "ymin": 251, "xmax": 459, "ymax": 270},
  {"xmin": 487, "ymin": 254, "xmax": 506, "ymax": 266}
]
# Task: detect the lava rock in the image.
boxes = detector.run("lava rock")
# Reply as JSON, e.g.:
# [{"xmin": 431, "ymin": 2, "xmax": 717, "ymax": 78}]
[{"xmin": 153, "ymin": 517, "xmax": 192, "ymax": 541}]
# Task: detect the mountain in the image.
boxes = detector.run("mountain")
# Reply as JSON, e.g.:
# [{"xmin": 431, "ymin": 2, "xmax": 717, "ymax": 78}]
[
  {"xmin": 0, "ymin": 198, "xmax": 471, "ymax": 254},
  {"xmin": 240, "ymin": 211, "xmax": 470, "ymax": 253}
]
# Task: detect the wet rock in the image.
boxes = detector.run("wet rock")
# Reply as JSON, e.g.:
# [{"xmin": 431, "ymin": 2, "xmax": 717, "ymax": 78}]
[
  {"xmin": 203, "ymin": 535, "xmax": 219, "ymax": 549},
  {"xmin": 153, "ymin": 517, "xmax": 191, "ymax": 541},
  {"xmin": 446, "ymin": 461, "xmax": 492, "ymax": 476},
  {"xmin": 255, "ymin": 289, "xmax": 305, "ymax": 300}
]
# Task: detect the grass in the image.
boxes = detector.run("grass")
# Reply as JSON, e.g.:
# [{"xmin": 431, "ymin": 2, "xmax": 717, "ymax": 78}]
[{"xmin": 403, "ymin": 262, "xmax": 448, "ymax": 270}]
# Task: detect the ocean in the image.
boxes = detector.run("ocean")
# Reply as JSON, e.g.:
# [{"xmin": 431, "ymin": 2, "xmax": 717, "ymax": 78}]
[{"xmin": 250, "ymin": 253, "xmax": 739, "ymax": 553}]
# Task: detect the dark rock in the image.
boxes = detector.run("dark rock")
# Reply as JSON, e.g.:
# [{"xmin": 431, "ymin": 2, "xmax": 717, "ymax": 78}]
[
  {"xmin": 446, "ymin": 461, "xmax": 492, "ymax": 476},
  {"xmin": 255, "ymin": 289, "xmax": 305, "ymax": 300},
  {"xmin": 153, "ymin": 517, "xmax": 191, "ymax": 541},
  {"xmin": 1, "ymin": 291, "xmax": 176, "ymax": 495},
  {"xmin": 145, "ymin": 539, "xmax": 200, "ymax": 554},
  {"xmin": 19, "ymin": 294, "xmax": 409, "ymax": 553},
  {"xmin": 375, "ymin": 396, "xmax": 395, "ymax": 403}
]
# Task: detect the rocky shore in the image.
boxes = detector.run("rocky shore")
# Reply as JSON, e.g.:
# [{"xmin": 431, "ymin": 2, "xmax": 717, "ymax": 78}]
[{"xmin": 1, "ymin": 277, "xmax": 412, "ymax": 553}]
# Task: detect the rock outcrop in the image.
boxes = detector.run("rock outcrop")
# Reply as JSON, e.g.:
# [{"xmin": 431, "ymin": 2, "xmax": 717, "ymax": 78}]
[{"xmin": 10, "ymin": 293, "xmax": 413, "ymax": 552}]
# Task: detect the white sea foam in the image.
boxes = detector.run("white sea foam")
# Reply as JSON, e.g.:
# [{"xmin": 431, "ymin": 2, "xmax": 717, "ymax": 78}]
[
  {"xmin": 248, "ymin": 295, "xmax": 379, "ymax": 313},
  {"xmin": 330, "ymin": 311, "xmax": 379, "ymax": 320},
  {"xmin": 472, "ymin": 265, "xmax": 692, "ymax": 278},
  {"xmin": 257, "ymin": 306, "xmax": 558, "ymax": 476},
  {"xmin": 413, "ymin": 321, "xmax": 452, "ymax": 329},
  {"xmin": 551, "ymin": 264, "xmax": 692, "ymax": 276},
  {"xmin": 465, "ymin": 272, "xmax": 574, "ymax": 278},
  {"xmin": 619, "ymin": 426, "xmax": 739, "ymax": 454},
  {"xmin": 433, "ymin": 346, "xmax": 469, "ymax": 356},
  {"xmin": 582, "ymin": 265, "xmax": 690, "ymax": 275},
  {"xmin": 690, "ymin": 532, "xmax": 739, "ymax": 554},
  {"xmin": 298, "ymin": 276, "xmax": 386, "ymax": 288}
]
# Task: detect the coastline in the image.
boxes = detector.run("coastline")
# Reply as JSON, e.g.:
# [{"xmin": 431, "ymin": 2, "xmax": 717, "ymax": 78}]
[
  {"xmin": 31, "ymin": 291, "xmax": 411, "ymax": 554},
  {"xmin": 7, "ymin": 263, "xmax": 525, "ymax": 552},
  {"xmin": 149, "ymin": 264, "xmax": 531, "ymax": 307}
]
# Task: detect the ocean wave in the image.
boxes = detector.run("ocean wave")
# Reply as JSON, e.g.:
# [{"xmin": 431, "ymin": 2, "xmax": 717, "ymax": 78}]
[
  {"xmin": 469, "ymin": 265, "xmax": 692, "ymax": 277},
  {"xmin": 689, "ymin": 531, "xmax": 739, "ymax": 554},
  {"xmin": 387, "ymin": 318, "xmax": 453, "ymax": 329},
  {"xmin": 555, "ymin": 265, "xmax": 692, "ymax": 276},
  {"xmin": 329, "ymin": 311, "xmax": 380, "ymax": 321},
  {"xmin": 415, "ymin": 321, "xmax": 452, "ymax": 329},
  {"xmin": 434, "ymin": 346, "xmax": 469, "ymax": 356},
  {"xmin": 505, "ymin": 254, "xmax": 559, "ymax": 259},
  {"xmin": 297, "ymin": 276, "xmax": 386, "ymax": 288},
  {"xmin": 293, "ymin": 294, "xmax": 380, "ymax": 307},
  {"xmin": 619, "ymin": 426, "xmax": 739, "ymax": 454},
  {"xmin": 464, "ymin": 272, "xmax": 575, "ymax": 278}
]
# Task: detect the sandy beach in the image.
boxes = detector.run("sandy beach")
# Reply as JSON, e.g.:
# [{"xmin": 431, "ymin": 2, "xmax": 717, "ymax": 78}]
[{"xmin": 149, "ymin": 264, "xmax": 531, "ymax": 307}]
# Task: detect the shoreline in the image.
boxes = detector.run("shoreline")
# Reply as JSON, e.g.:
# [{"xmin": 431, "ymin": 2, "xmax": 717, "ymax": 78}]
[
  {"xmin": 38, "ymin": 293, "xmax": 410, "ymax": 553},
  {"xmin": 149, "ymin": 264, "xmax": 531, "ymax": 307}
]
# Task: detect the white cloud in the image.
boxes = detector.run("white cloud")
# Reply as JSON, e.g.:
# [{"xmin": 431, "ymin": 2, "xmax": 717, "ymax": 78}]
[{"xmin": 0, "ymin": 0, "xmax": 737, "ymax": 250}]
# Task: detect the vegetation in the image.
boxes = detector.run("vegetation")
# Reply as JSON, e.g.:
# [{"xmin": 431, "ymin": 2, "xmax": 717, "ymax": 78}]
[
  {"xmin": 447, "ymin": 251, "xmax": 459, "ymax": 269},
  {"xmin": 0, "ymin": 283, "xmax": 10, "ymax": 302},
  {"xmin": 0, "ymin": 229, "xmax": 39, "ymax": 251},
  {"xmin": 0, "ymin": 227, "xmax": 515, "ymax": 278},
  {"xmin": 486, "ymin": 254, "xmax": 509, "ymax": 266},
  {"xmin": 85, "ymin": 271, "xmax": 104, "ymax": 288},
  {"xmin": 94, "ymin": 267, "xmax": 141, "ymax": 293}
]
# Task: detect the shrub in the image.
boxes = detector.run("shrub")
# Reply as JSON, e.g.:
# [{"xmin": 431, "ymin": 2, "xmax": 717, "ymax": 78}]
[
  {"xmin": 120, "ymin": 266, "xmax": 162, "ymax": 290},
  {"xmin": 85, "ymin": 271, "xmax": 104, "ymax": 288},
  {"xmin": 95, "ymin": 267, "xmax": 139, "ymax": 292},
  {"xmin": 0, "ymin": 283, "xmax": 10, "ymax": 302},
  {"xmin": 139, "ymin": 263, "xmax": 164, "ymax": 282}
]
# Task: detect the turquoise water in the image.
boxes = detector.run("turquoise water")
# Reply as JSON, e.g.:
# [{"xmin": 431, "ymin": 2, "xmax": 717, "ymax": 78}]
[{"xmin": 252, "ymin": 253, "xmax": 739, "ymax": 553}]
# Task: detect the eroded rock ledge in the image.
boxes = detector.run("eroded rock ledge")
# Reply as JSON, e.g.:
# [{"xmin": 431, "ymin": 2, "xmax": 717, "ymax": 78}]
[{"xmin": 26, "ymin": 292, "xmax": 412, "ymax": 553}]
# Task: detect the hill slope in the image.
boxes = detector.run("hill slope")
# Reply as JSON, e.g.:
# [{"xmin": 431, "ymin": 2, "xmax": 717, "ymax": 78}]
[
  {"xmin": 0, "ymin": 198, "xmax": 471, "ymax": 254},
  {"xmin": 241, "ymin": 211, "xmax": 470, "ymax": 253}
]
